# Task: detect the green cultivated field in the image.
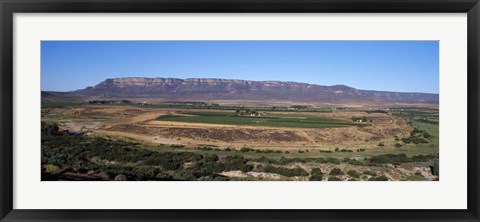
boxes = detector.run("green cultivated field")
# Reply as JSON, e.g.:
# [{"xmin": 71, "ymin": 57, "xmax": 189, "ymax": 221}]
[{"xmin": 156, "ymin": 111, "xmax": 361, "ymax": 129}]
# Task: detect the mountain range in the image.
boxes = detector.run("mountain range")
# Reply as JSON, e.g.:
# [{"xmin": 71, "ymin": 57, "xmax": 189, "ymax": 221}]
[{"xmin": 42, "ymin": 77, "xmax": 439, "ymax": 104}]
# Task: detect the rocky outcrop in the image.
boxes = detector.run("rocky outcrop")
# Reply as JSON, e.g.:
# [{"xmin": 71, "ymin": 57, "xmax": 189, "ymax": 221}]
[{"xmin": 55, "ymin": 77, "xmax": 438, "ymax": 103}]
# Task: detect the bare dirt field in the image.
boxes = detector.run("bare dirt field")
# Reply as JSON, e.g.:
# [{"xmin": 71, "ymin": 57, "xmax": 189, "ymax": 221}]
[{"xmin": 42, "ymin": 105, "xmax": 412, "ymax": 151}]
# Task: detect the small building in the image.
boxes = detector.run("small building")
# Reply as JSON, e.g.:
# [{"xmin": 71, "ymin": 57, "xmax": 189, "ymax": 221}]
[{"xmin": 137, "ymin": 102, "xmax": 149, "ymax": 106}]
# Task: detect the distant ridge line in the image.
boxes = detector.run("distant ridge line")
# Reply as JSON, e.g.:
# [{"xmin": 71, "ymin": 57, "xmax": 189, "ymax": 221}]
[{"xmin": 42, "ymin": 77, "xmax": 439, "ymax": 104}]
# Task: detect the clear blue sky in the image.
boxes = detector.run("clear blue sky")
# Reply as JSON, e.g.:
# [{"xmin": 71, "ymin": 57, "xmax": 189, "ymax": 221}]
[{"xmin": 41, "ymin": 41, "xmax": 439, "ymax": 93}]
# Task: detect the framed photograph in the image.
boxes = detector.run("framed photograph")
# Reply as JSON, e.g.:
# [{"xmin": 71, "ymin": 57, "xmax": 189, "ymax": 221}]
[{"xmin": 1, "ymin": 0, "xmax": 479, "ymax": 221}]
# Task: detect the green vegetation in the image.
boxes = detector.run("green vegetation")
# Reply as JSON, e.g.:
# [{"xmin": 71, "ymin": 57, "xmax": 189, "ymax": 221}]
[
  {"xmin": 41, "ymin": 122, "xmax": 60, "ymax": 137},
  {"xmin": 328, "ymin": 177, "xmax": 342, "ymax": 181},
  {"xmin": 367, "ymin": 153, "xmax": 438, "ymax": 165},
  {"xmin": 309, "ymin": 168, "xmax": 324, "ymax": 181},
  {"xmin": 41, "ymin": 108, "xmax": 439, "ymax": 181},
  {"xmin": 329, "ymin": 168, "xmax": 343, "ymax": 175},
  {"xmin": 42, "ymin": 133, "xmax": 260, "ymax": 181},
  {"xmin": 392, "ymin": 107, "xmax": 439, "ymax": 147},
  {"xmin": 156, "ymin": 111, "xmax": 362, "ymax": 129},
  {"xmin": 368, "ymin": 175, "xmax": 389, "ymax": 181},
  {"xmin": 43, "ymin": 164, "xmax": 60, "ymax": 173},
  {"xmin": 346, "ymin": 170, "xmax": 360, "ymax": 178},
  {"xmin": 257, "ymin": 165, "xmax": 309, "ymax": 177},
  {"xmin": 41, "ymin": 123, "xmax": 257, "ymax": 181},
  {"xmin": 156, "ymin": 102, "xmax": 332, "ymax": 113},
  {"xmin": 42, "ymin": 129, "xmax": 438, "ymax": 181},
  {"xmin": 401, "ymin": 133, "xmax": 429, "ymax": 144},
  {"xmin": 431, "ymin": 160, "xmax": 439, "ymax": 176},
  {"xmin": 366, "ymin": 110, "xmax": 388, "ymax": 114},
  {"xmin": 405, "ymin": 174, "xmax": 425, "ymax": 181},
  {"xmin": 55, "ymin": 100, "xmax": 333, "ymax": 113}
]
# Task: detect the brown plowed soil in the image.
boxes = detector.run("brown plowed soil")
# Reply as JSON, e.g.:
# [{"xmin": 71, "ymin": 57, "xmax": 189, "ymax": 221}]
[{"xmin": 43, "ymin": 105, "xmax": 412, "ymax": 150}]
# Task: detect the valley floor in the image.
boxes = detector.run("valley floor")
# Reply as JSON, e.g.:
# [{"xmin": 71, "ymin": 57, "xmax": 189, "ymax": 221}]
[{"xmin": 41, "ymin": 102, "xmax": 439, "ymax": 181}]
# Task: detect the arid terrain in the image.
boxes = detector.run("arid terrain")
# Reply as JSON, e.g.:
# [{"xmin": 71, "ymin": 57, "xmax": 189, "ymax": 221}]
[
  {"xmin": 46, "ymin": 106, "xmax": 411, "ymax": 150},
  {"xmin": 41, "ymin": 77, "xmax": 439, "ymax": 181},
  {"xmin": 41, "ymin": 99, "xmax": 439, "ymax": 181}
]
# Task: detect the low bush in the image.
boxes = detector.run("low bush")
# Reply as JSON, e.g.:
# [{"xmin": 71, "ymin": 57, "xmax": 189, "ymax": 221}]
[
  {"xmin": 240, "ymin": 147, "xmax": 255, "ymax": 152},
  {"xmin": 309, "ymin": 174, "xmax": 323, "ymax": 181},
  {"xmin": 368, "ymin": 175, "xmax": 389, "ymax": 181},
  {"xmin": 261, "ymin": 165, "xmax": 309, "ymax": 177},
  {"xmin": 363, "ymin": 171, "xmax": 377, "ymax": 177},
  {"xmin": 346, "ymin": 170, "xmax": 360, "ymax": 178},
  {"xmin": 328, "ymin": 177, "xmax": 342, "ymax": 181},
  {"xmin": 430, "ymin": 161, "xmax": 439, "ymax": 176},
  {"xmin": 311, "ymin": 168, "xmax": 323, "ymax": 175},
  {"xmin": 329, "ymin": 168, "xmax": 343, "ymax": 175}
]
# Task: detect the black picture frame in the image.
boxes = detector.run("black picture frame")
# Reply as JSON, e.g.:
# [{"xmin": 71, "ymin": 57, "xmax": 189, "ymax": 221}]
[{"xmin": 1, "ymin": 0, "xmax": 479, "ymax": 221}]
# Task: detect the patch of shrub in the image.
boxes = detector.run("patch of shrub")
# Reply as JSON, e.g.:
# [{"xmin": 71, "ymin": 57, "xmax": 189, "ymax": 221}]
[
  {"xmin": 311, "ymin": 168, "xmax": 323, "ymax": 175},
  {"xmin": 430, "ymin": 161, "xmax": 439, "ymax": 176},
  {"xmin": 240, "ymin": 147, "xmax": 255, "ymax": 152},
  {"xmin": 309, "ymin": 168, "xmax": 324, "ymax": 181},
  {"xmin": 261, "ymin": 165, "xmax": 309, "ymax": 177},
  {"xmin": 341, "ymin": 158, "xmax": 365, "ymax": 166},
  {"xmin": 339, "ymin": 149, "xmax": 353, "ymax": 153},
  {"xmin": 368, "ymin": 153, "xmax": 438, "ymax": 165},
  {"xmin": 405, "ymin": 175, "xmax": 425, "ymax": 181},
  {"xmin": 329, "ymin": 168, "xmax": 343, "ymax": 175},
  {"xmin": 346, "ymin": 170, "xmax": 360, "ymax": 178},
  {"xmin": 41, "ymin": 126, "xmax": 260, "ymax": 181},
  {"xmin": 309, "ymin": 174, "xmax": 323, "ymax": 181},
  {"xmin": 328, "ymin": 177, "xmax": 342, "ymax": 181},
  {"xmin": 363, "ymin": 171, "xmax": 377, "ymax": 177},
  {"xmin": 368, "ymin": 175, "xmax": 389, "ymax": 181}
]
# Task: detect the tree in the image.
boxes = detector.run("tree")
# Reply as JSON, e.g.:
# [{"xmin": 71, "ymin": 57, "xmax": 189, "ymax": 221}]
[{"xmin": 362, "ymin": 116, "xmax": 368, "ymax": 122}]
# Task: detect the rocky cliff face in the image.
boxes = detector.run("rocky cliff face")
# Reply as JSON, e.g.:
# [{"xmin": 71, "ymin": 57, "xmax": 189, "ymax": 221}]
[{"xmin": 62, "ymin": 77, "xmax": 438, "ymax": 103}]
